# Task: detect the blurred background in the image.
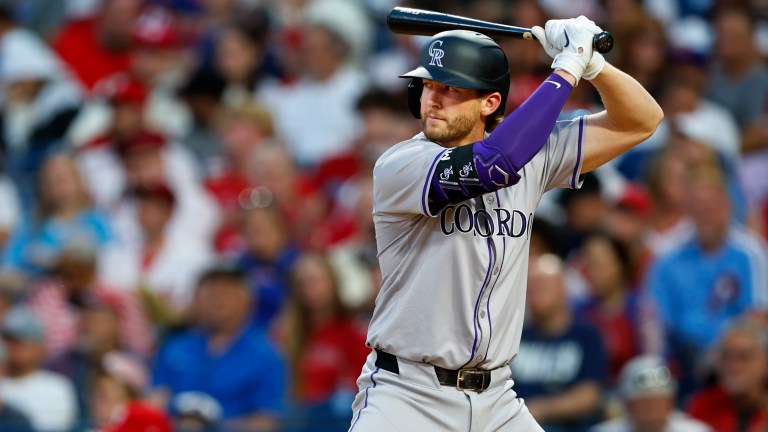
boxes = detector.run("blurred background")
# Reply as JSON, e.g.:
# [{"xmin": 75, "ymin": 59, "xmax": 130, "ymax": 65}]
[{"xmin": 0, "ymin": 0, "xmax": 766, "ymax": 431}]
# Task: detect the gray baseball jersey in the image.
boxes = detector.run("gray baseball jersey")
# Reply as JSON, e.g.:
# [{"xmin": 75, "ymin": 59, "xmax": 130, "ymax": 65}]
[{"xmin": 366, "ymin": 116, "xmax": 586, "ymax": 371}]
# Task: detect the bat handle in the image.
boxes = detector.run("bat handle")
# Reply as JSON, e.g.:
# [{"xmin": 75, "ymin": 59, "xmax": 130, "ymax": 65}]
[
  {"xmin": 593, "ymin": 31, "xmax": 613, "ymax": 54},
  {"xmin": 526, "ymin": 30, "xmax": 614, "ymax": 54}
]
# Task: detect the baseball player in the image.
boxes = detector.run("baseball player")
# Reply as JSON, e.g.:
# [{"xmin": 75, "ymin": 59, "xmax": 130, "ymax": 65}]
[{"xmin": 350, "ymin": 16, "xmax": 663, "ymax": 432}]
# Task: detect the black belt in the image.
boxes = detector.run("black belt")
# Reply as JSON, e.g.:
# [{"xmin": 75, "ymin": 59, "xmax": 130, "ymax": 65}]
[{"xmin": 375, "ymin": 349, "xmax": 491, "ymax": 392}]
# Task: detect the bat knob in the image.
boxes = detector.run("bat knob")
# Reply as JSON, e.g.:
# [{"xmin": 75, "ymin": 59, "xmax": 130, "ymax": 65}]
[{"xmin": 593, "ymin": 31, "xmax": 613, "ymax": 54}]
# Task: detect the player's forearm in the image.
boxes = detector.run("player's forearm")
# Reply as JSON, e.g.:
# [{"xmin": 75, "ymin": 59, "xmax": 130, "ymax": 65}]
[
  {"xmin": 526, "ymin": 382, "xmax": 602, "ymax": 422},
  {"xmin": 590, "ymin": 64, "xmax": 663, "ymax": 136},
  {"xmin": 579, "ymin": 64, "xmax": 663, "ymax": 172}
]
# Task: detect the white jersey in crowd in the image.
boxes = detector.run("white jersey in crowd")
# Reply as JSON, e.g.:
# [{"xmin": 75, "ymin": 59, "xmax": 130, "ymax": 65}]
[{"xmin": 367, "ymin": 116, "xmax": 586, "ymax": 370}]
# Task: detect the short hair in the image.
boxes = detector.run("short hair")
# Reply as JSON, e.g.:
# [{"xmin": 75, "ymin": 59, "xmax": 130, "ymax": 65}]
[
  {"xmin": 718, "ymin": 315, "xmax": 768, "ymax": 352},
  {"xmin": 586, "ymin": 231, "xmax": 632, "ymax": 283},
  {"xmin": 197, "ymin": 262, "xmax": 248, "ymax": 291},
  {"xmin": 215, "ymin": 102, "xmax": 275, "ymax": 137},
  {"xmin": 481, "ymin": 90, "xmax": 505, "ymax": 132},
  {"xmin": 356, "ymin": 88, "xmax": 404, "ymax": 115}
]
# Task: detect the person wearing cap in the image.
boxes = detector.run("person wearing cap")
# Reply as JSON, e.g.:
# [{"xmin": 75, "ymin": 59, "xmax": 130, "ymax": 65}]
[
  {"xmin": 600, "ymin": 183, "xmax": 656, "ymax": 286},
  {"xmin": 172, "ymin": 391, "xmax": 223, "ymax": 432},
  {"xmin": 591, "ymin": 355, "xmax": 711, "ymax": 432},
  {"xmin": 149, "ymin": 264, "xmax": 285, "ymax": 431},
  {"xmin": 98, "ymin": 180, "xmax": 215, "ymax": 322},
  {"xmin": 0, "ymin": 338, "xmax": 34, "ymax": 432},
  {"xmin": 0, "ymin": 307, "xmax": 78, "ymax": 431},
  {"xmin": 686, "ymin": 316, "xmax": 768, "ymax": 432},
  {"xmin": 130, "ymin": 6, "xmax": 194, "ymax": 140}
]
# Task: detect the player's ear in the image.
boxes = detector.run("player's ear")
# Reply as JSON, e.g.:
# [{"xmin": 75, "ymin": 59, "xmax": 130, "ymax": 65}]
[{"xmin": 480, "ymin": 92, "xmax": 502, "ymax": 118}]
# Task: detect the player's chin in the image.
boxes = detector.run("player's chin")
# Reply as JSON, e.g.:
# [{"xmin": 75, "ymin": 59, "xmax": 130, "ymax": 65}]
[{"xmin": 423, "ymin": 118, "xmax": 446, "ymax": 135}]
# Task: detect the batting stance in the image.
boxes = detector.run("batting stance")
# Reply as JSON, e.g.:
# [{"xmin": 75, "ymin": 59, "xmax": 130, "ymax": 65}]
[{"xmin": 350, "ymin": 16, "xmax": 663, "ymax": 432}]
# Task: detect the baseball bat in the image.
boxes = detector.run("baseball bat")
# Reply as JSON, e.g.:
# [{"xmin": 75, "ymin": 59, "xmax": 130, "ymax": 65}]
[{"xmin": 387, "ymin": 7, "xmax": 614, "ymax": 54}]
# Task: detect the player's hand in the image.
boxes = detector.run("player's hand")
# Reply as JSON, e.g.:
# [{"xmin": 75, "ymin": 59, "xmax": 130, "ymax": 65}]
[{"xmin": 531, "ymin": 16, "xmax": 605, "ymax": 84}]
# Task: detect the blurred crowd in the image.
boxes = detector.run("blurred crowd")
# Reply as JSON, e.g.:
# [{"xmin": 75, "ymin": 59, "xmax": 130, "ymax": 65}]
[{"xmin": 0, "ymin": 0, "xmax": 766, "ymax": 431}]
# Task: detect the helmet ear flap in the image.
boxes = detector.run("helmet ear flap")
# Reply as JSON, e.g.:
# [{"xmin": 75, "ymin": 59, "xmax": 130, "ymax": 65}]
[{"xmin": 407, "ymin": 78, "xmax": 423, "ymax": 119}]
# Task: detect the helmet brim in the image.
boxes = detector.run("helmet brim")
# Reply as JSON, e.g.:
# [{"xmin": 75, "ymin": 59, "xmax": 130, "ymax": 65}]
[{"xmin": 399, "ymin": 66, "xmax": 502, "ymax": 92}]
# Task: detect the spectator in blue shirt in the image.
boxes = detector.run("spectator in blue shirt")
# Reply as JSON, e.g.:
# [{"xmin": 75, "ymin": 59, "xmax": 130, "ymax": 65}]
[
  {"xmin": 237, "ymin": 205, "xmax": 300, "ymax": 331},
  {"xmin": 1, "ymin": 154, "xmax": 112, "ymax": 276},
  {"xmin": 646, "ymin": 164, "xmax": 768, "ymax": 398},
  {"xmin": 149, "ymin": 263, "xmax": 286, "ymax": 431},
  {"xmin": 512, "ymin": 254, "xmax": 608, "ymax": 432}
]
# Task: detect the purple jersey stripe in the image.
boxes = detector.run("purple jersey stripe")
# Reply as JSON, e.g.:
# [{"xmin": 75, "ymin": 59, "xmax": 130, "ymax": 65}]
[
  {"xmin": 349, "ymin": 367, "xmax": 380, "ymax": 431},
  {"xmin": 570, "ymin": 116, "xmax": 585, "ymax": 188},
  {"xmin": 421, "ymin": 149, "xmax": 448, "ymax": 216},
  {"xmin": 482, "ymin": 191, "xmax": 508, "ymax": 362},
  {"xmin": 464, "ymin": 236, "xmax": 495, "ymax": 368}
]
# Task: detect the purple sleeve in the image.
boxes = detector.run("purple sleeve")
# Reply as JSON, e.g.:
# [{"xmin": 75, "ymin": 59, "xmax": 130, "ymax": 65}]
[
  {"xmin": 428, "ymin": 74, "xmax": 573, "ymax": 211},
  {"xmin": 473, "ymin": 73, "xmax": 573, "ymax": 190}
]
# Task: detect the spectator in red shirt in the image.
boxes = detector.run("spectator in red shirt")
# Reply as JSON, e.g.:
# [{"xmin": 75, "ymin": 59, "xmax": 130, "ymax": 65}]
[
  {"xmin": 53, "ymin": 0, "xmax": 141, "ymax": 89},
  {"xmin": 687, "ymin": 316, "xmax": 768, "ymax": 432},
  {"xmin": 91, "ymin": 351, "xmax": 172, "ymax": 432},
  {"xmin": 277, "ymin": 252, "xmax": 368, "ymax": 429}
]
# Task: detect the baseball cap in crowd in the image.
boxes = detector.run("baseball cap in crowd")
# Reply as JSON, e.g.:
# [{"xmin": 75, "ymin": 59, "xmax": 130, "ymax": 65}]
[
  {"xmin": 177, "ymin": 66, "xmax": 226, "ymax": 99},
  {"xmin": 618, "ymin": 356, "xmax": 676, "ymax": 400},
  {"xmin": 616, "ymin": 183, "xmax": 652, "ymax": 216},
  {"xmin": 172, "ymin": 391, "xmax": 223, "ymax": 424},
  {"xmin": 1, "ymin": 307, "xmax": 44, "ymax": 343},
  {"xmin": 130, "ymin": 180, "xmax": 176, "ymax": 207},
  {"xmin": 197, "ymin": 261, "xmax": 248, "ymax": 288},
  {"xmin": 133, "ymin": 6, "xmax": 188, "ymax": 49},
  {"xmin": 95, "ymin": 73, "xmax": 149, "ymax": 106},
  {"xmin": 116, "ymin": 131, "xmax": 167, "ymax": 157}
]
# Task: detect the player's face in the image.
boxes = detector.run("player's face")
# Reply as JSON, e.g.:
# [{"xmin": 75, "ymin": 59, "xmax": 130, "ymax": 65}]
[{"xmin": 420, "ymin": 79, "xmax": 484, "ymax": 146}]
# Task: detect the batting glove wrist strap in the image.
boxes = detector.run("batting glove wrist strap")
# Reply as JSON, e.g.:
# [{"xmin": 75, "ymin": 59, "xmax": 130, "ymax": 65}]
[
  {"xmin": 551, "ymin": 52, "xmax": 587, "ymax": 85},
  {"xmin": 582, "ymin": 52, "xmax": 605, "ymax": 80}
]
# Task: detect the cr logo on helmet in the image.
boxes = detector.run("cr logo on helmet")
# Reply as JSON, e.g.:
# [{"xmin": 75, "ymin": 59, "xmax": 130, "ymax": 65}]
[{"xmin": 429, "ymin": 40, "xmax": 445, "ymax": 67}]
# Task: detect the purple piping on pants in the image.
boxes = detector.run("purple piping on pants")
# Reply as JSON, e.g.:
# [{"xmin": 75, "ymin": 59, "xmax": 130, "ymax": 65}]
[
  {"xmin": 570, "ymin": 117, "xmax": 585, "ymax": 188},
  {"xmin": 421, "ymin": 149, "xmax": 447, "ymax": 216},
  {"xmin": 349, "ymin": 367, "xmax": 380, "ymax": 431}
]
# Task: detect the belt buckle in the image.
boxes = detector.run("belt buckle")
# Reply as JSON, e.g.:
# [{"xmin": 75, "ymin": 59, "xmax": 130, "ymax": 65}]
[{"xmin": 456, "ymin": 369, "xmax": 486, "ymax": 392}]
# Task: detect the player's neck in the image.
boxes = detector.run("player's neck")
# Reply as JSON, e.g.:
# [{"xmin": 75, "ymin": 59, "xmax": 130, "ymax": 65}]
[{"xmin": 440, "ymin": 124, "xmax": 487, "ymax": 148}]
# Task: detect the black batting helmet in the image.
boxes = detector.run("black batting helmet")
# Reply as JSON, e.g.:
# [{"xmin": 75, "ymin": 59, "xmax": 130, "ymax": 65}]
[{"xmin": 400, "ymin": 30, "xmax": 511, "ymax": 120}]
